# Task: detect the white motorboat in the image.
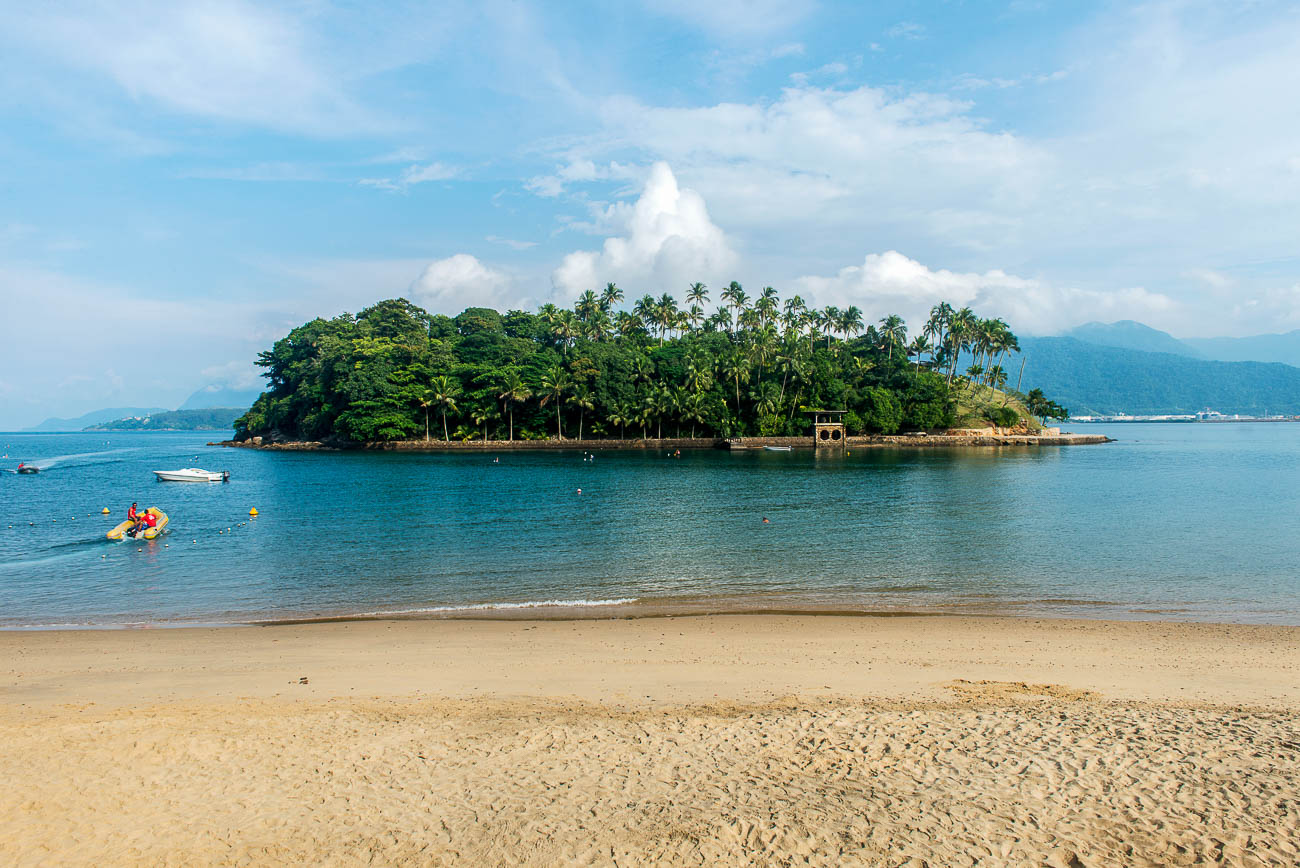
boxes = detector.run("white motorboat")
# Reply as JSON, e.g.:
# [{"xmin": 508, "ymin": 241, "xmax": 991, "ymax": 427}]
[
  {"xmin": 153, "ymin": 468, "xmax": 229, "ymax": 483},
  {"xmin": 762, "ymin": 446, "xmax": 793, "ymax": 452}
]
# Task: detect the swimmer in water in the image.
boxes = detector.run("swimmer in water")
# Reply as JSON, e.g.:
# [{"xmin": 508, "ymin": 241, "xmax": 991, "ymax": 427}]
[{"xmin": 762, "ymin": 517, "xmax": 770, "ymax": 524}]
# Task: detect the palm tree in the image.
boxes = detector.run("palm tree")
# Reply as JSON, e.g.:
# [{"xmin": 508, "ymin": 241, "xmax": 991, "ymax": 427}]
[
  {"xmin": 655, "ymin": 293, "xmax": 679, "ymax": 341},
  {"xmin": 786, "ymin": 356, "xmax": 810, "ymax": 419},
  {"xmin": 632, "ymin": 352, "xmax": 655, "ymax": 385},
  {"xmin": 879, "ymin": 313, "xmax": 906, "ymax": 361},
  {"xmin": 614, "ymin": 311, "xmax": 641, "ymax": 340},
  {"xmin": 568, "ymin": 387, "xmax": 595, "ymax": 441},
  {"xmin": 498, "ymin": 371, "xmax": 532, "ymax": 441},
  {"xmin": 585, "ymin": 308, "xmax": 612, "ymax": 342},
  {"xmin": 633, "ymin": 294, "xmax": 657, "ymax": 336},
  {"xmin": 607, "ymin": 402, "xmax": 631, "ymax": 440},
  {"xmin": 841, "ymin": 305, "xmax": 864, "ymax": 341},
  {"xmin": 686, "ymin": 282, "xmax": 708, "ymax": 309},
  {"xmin": 720, "ymin": 351, "xmax": 750, "ymax": 417},
  {"xmin": 430, "ymin": 375, "xmax": 460, "ymax": 441},
  {"xmin": 648, "ymin": 386, "xmax": 674, "ymax": 439},
  {"xmin": 635, "ymin": 403, "xmax": 653, "ymax": 440},
  {"xmin": 471, "ymin": 406, "xmax": 498, "ymax": 443},
  {"xmin": 756, "ymin": 287, "xmax": 779, "ymax": 325},
  {"xmin": 684, "ymin": 350, "xmax": 713, "ymax": 395},
  {"xmin": 551, "ymin": 310, "xmax": 577, "ymax": 357},
  {"xmin": 575, "ymin": 289, "xmax": 600, "ymax": 322},
  {"xmin": 749, "ymin": 381, "xmax": 780, "ymax": 417},
  {"xmin": 686, "ymin": 303, "xmax": 705, "ymax": 331},
  {"xmin": 600, "ymin": 282, "xmax": 623, "ymax": 313},
  {"xmin": 946, "ymin": 307, "xmax": 977, "ymax": 384},
  {"xmin": 538, "ymin": 366, "xmax": 571, "ymax": 439},
  {"xmin": 908, "ymin": 335, "xmax": 932, "ymax": 371},
  {"xmin": 821, "ymin": 306, "xmax": 839, "ymax": 349},
  {"xmin": 417, "ymin": 389, "xmax": 435, "ymax": 441},
  {"xmin": 720, "ymin": 281, "xmax": 747, "ymax": 332},
  {"xmin": 680, "ymin": 391, "xmax": 708, "ymax": 438},
  {"xmin": 782, "ymin": 295, "xmax": 806, "ymax": 333}
]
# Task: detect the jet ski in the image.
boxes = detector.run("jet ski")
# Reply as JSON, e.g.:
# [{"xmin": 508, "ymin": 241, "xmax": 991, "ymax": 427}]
[{"xmin": 16, "ymin": 463, "xmax": 38, "ymax": 474}]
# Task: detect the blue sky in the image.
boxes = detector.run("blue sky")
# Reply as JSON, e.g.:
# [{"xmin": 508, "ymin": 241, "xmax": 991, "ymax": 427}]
[{"xmin": 2, "ymin": 0, "xmax": 1299, "ymax": 427}]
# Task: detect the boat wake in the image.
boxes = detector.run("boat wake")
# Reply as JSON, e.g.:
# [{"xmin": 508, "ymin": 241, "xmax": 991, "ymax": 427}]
[{"xmin": 27, "ymin": 448, "xmax": 139, "ymax": 471}]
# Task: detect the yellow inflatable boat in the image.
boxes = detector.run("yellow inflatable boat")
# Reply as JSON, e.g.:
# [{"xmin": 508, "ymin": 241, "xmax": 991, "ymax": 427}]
[{"xmin": 107, "ymin": 507, "xmax": 169, "ymax": 541}]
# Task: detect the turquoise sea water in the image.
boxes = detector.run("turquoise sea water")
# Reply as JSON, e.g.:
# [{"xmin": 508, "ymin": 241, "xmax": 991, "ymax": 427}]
[{"xmin": 2, "ymin": 423, "xmax": 1298, "ymax": 627}]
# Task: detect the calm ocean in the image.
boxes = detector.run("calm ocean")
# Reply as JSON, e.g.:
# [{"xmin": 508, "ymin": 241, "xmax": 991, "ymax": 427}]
[{"xmin": 2, "ymin": 423, "xmax": 1298, "ymax": 628}]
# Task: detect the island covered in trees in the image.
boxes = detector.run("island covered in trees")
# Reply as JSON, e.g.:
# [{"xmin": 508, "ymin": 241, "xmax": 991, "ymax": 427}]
[{"xmin": 233, "ymin": 284, "xmax": 1070, "ymax": 445}]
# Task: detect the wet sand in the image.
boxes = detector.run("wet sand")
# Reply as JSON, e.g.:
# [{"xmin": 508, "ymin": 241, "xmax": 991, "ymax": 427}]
[{"xmin": 3, "ymin": 615, "xmax": 1298, "ymax": 865}]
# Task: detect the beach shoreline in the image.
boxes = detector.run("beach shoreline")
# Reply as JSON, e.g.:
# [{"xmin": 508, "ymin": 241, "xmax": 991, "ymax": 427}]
[
  {"xmin": 4, "ymin": 614, "xmax": 1298, "ymax": 709},
  {"xmin": 4, "ymin": 615, "xmax": 1297, "ymax": 865}
]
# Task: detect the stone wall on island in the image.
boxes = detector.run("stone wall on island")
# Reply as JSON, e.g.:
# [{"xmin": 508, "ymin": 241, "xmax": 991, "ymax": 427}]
[{"xmin": 218, "ymin": 430, "xmax": 1112, "ymax": 451}]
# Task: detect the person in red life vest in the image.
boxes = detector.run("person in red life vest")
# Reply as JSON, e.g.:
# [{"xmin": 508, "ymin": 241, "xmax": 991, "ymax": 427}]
[
  {"xmin": 127, "ymin": 503, "xmax": 138, "ymax": 523},
  {"xmin": 142, "ymin": 511, "xmax": 157, "ymax": 532}
]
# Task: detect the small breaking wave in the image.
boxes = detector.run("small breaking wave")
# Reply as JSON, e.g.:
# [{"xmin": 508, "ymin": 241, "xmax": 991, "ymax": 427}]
[{"xmin": 352, "ymin": 598, "xmax": 640, "ymax": 617}]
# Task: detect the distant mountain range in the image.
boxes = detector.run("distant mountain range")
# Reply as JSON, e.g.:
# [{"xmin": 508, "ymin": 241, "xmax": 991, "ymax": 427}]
[
  {"xmin": 25, "ymin": 384, "xmax": 262, "ymax": 431},
  {"xmin": 85, "ymin": 408, "xmax": 246, "ymax": 431},
  {"xmin": 1062, "ymin": 321, "xmax": 1300, "ymax": 367},
  {"xmin": 25, "ymin": 407, "xmax": 170, "ymax": 432},
  {"xmin": 1018, "ymin": 328, "xmax": 1300, "ymax": 416}
]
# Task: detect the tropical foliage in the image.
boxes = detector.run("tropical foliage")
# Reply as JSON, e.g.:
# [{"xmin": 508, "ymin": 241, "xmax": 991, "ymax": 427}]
[{"xmin": 235, "ymin": 290, "xmax": 1055, "ymax": 443}]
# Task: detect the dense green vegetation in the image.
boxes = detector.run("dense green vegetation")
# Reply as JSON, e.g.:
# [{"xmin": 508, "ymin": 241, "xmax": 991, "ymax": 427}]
[
  {"xmin": 86, "ymin": 408, "xmax": 245, "ymax": 431},
  {"xmin": 235, "ymin": 288, "xmax": 1054, "ymax": 443},
  {"xmin": 1017, "ymin": 337, "xmax": 1300, "ymax": 416}
]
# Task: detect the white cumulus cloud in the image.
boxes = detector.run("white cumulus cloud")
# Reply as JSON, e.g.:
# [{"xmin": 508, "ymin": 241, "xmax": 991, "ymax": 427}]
[
  {"xmin": 551, "ymin": 162, "xmax": 736, "ymax": 298},
  {"xmin": 409, "ymin": 253, "xmax": 523, "ymax": 314},
  {"xmin": 793, "ymin": 250, "xmax": 1176, "ymax": 335}
]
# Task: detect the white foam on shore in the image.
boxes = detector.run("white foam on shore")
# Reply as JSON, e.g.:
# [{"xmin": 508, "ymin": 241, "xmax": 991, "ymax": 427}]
[{"xmin": 351, "ymin": 598, "xmax": 640, "ymax": 617}]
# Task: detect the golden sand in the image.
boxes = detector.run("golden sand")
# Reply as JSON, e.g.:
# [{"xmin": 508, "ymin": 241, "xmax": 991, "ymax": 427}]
[{"xmin": 2, "ymin": 615, "xmax": 1298, "ymax": 866}]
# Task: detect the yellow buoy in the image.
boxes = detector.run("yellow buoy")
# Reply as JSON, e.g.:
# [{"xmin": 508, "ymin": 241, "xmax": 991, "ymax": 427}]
[
  {"xmin": 249, "ymin": 508, "xmax": 259, "ymax": 516},
  {"xmin": 102, "ymin": 507, "xmax": 110, "ymax": 514}
]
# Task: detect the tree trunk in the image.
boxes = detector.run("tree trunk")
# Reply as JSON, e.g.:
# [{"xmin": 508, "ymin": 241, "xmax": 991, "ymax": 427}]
[
  {"xmin": 579, "ymin": 411, "xmax": 584, "ymax": 441},
  {"xmin": 442, "ymin": 410, "xmax": 449, "ymax": 442},
  {"xmin": 556, "ymin": 404, "xmax": 562, "ymax": 440},
  {"xmin": 508, "ymin": 406, "xmax": 513, "ymax": 441},
  {"xmin": 424, "ymin": 409, "xmax": 430, "ymax": 441}
]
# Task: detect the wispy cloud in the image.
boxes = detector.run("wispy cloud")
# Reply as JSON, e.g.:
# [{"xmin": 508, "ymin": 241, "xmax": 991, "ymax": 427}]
[
  {"xmin": 486, "ymin": 236, "xmax": 539, "ymax": 250},
  {"xmin": 642, "ymin": 0, "xmax": 816, "ymax": 39},
  {"xmin": 887, "ymin": 21, "xmax": 926, "ymax": 40},
  {"xmin": 360, "ymin": 162, "xmax": 460, "ymax": 192},
  {"xmin": 4, "ymin": 0, "xmax": 391, "ymax": 136}
]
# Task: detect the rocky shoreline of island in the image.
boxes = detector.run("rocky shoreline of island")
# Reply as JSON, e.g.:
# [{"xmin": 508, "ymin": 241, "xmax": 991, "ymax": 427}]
[{"xmin": 216, "ymin": 430, "xmax": 1112, "ymax": 451}]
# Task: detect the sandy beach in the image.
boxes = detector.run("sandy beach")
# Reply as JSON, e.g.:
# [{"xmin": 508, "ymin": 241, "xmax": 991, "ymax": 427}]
[{"xmin": 3, "ymin": 614, "xmax": 1298, "ymax": 865}]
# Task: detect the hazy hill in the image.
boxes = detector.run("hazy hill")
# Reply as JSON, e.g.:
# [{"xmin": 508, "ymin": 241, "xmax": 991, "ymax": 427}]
[
  {"xmin": 25, "ymin": 407, "xmax": 168, "ymax": 432},
  {"xmin": 1183, "ymin": 330, "xmax": 1300, "ymax": 367},
  {"xmin": 179, "ymin": 385, "xmax": 262, "ymax": 410},
  {"xmin": 1063, "ymin": 321, "xmax": 1201, "ymax": 357},
  {"xmin": 85, "ymin": 408, "xmax": 244, "ymax": 431},
  {"xmin": 1017, "ymin": 337, "xmax": 1300, "ymax": 416},
  {"xmin": 1061, "ymin": 320, "xmax": 1300, "ymax": 367}
]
